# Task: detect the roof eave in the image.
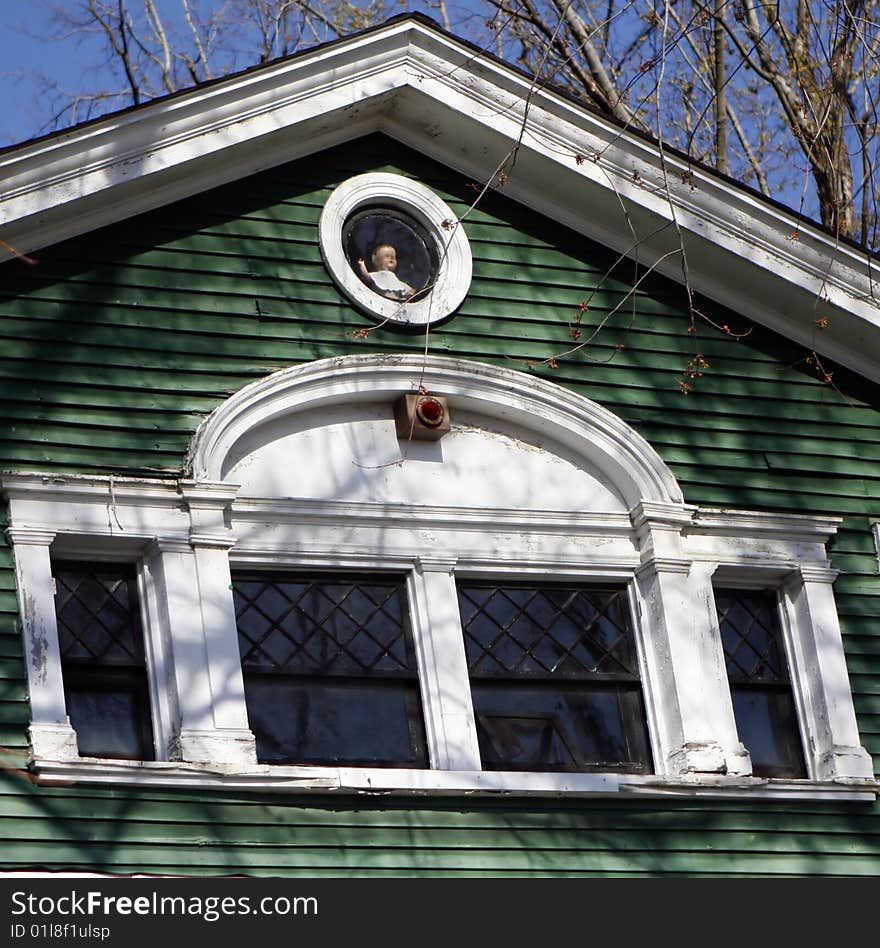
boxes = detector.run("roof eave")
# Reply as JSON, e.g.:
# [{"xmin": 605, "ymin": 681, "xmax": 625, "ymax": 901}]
[{"xmin": 1, "ymin": 16, "xmax": 877, "ymax": 381}]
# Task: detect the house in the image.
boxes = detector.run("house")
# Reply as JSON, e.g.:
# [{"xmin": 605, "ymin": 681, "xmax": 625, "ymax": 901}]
[{"xmin": 0, "ymin": 14, "xmax": 877, "ymax": 877}]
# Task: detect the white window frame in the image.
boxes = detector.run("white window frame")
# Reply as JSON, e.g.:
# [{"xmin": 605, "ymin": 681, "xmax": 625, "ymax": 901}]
[
  {"xmin": 3, "ymin": 355, "xmax": 875, "ymax": 800},
  {"xmin": 318, "ymin": 173, "xmax": 472, "ymax": 326}
]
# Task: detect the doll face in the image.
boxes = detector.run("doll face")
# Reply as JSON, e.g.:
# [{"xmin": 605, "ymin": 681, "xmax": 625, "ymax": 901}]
[{"xmin": 371, "ymin": 244, "xmax": 398, "ymax": 271}]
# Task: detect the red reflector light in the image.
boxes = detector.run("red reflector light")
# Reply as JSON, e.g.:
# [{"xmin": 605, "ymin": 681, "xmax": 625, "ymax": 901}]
[{"xmin": 416, "ymin": 397, "xmax": 445, "ymax": 427}]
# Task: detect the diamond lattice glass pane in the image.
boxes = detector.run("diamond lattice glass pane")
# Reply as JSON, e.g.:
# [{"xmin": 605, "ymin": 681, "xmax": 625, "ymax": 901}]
[
  {"xmin": 54, "ymin": 565, "xmax": 144, "ymax": 665},
  {"xmin": 716, "ymin": 590, "xmax": 787, "ymax": 683},
  {"xmin": 458, "ymin": 584, "xmax": 637, "ymax": 679},
  {"xmin": 234, "ymin": 574, "xmax": 415, "ymax": 677}
]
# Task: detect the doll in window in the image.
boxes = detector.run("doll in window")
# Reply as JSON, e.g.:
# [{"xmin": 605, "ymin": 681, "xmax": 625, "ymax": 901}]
[{"xmin": 357, "ymin": 243, "xmax": 418, "ymax": 301}]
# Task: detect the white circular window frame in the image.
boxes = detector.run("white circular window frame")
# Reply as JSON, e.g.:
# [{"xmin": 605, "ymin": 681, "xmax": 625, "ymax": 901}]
[{"xmin": 318, "ymin": 173, "xmax": 472, "ymax": 327}]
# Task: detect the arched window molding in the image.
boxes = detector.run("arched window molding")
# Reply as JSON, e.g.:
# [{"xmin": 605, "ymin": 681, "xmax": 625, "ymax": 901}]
[
  {"xmin": 187, "ymin": 354, "xmax": 683, "ymax": 508},
  {"xmin": 3, "ymin": 355, "xmax": 875, "ymax": 798}
]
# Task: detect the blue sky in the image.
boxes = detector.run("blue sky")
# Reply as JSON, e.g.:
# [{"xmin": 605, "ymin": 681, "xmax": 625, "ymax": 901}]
[
  {"xmin": 0, "ymin": 3, "xmax": 159, "ymax": 148},
  {"xmin": 0, "ymin": 3, "xmax": 462, "ymax": 148},
  {"xmin": 1, "ymin": 4, "xmax": 140, "ymax": 147},
  {"xmin": 0, "ymin": 2, "xmax": 868, "ymax": 245},
  {"xmin": 1, "ymin": 7, "xmax": 76, "ymax": 146}
]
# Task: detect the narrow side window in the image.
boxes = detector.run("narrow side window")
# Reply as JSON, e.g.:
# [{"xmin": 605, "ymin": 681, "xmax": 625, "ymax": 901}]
[
  {"xmin": 53, "ymin": 562, "xmax": 155, "ymax": 761},
  {"xmin": 715, "ymin": 588, "xmax": 806, "ymax": 778}
]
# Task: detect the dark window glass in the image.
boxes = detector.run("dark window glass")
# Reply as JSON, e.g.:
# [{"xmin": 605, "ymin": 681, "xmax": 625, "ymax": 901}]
[
  {"xmin": 233, "ymin": 573, "xmax": 428, "ymax": 767},
  {"xmin": 343, "ymin": 208, "xmax": 437, "ymax": 302},
  {"xmin": 716, "ymin": 589, "xmax": 806, "ymax": 778},
  {"xmin": 53, "ymin": 563, "xmax": 154, "ymax": 760},
  {"xmin": 458, "ymin": 583, "xmax": 652, "ymax": 773}
]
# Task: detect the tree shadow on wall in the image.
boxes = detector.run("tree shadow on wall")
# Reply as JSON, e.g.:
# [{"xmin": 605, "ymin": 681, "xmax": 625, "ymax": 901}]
[{"xmin": 0, "ymin": 132, "xmax": 878, "ymax": 876}]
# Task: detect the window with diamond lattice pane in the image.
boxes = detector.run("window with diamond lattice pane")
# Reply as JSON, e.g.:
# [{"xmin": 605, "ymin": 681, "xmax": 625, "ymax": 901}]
[
  {"xmin": 457, "ymin": 583, "xmax": 651, "ymax": 773},
  {"xmin": 716, "ymin": 589, "xmax": 806, "ymax": 778},
  {"xmin": 233, "ymin": 573, "xmax": 428, "ymax": 767},
  {"xmin": 53, "ymin": 563, "xmax": 154, "ymax": 760}
]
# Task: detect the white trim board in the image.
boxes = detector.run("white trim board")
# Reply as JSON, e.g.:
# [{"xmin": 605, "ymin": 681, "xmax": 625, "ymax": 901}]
[{"xmin": 31, "ymin": 759, "xmax": 878, "ymax": 802}]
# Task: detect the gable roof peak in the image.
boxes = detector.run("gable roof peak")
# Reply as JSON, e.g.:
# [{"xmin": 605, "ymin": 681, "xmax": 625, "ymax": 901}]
[{"xmin": 1, "ymin": 14, "xmax": 878, "ymax": 382}]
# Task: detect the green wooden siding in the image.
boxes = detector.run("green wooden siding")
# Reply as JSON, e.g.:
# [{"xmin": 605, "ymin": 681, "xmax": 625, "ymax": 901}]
[{"xmin": 0, "ymin": 133, "xmax": 878, "ymax": 876}]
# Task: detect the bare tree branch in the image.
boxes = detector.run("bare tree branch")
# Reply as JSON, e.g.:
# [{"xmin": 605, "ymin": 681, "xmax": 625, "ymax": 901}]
[
  {"xmin": 182, "ymin": 0, "xmax": 213, "ymax": 80},
  {"xmin": 19, "ymin": 0, "xmax": 880, "ymax": 247}
]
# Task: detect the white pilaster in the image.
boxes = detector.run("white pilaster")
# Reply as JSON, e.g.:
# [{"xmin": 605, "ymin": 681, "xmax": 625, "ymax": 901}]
[
  {"xmin": 137, "ymin": 550, "xmax": 179, "ymax": 761},
  {"xmin": 784, "ymin": 566, "xmax": 875, "ymax": 781},
  {"xmin": 181, "ymin": 481, "xmax": 256, "ymax": 765},
  {"xmin": 145, "ymin": 488, "xmax": 256, "ymax": 767},
  {"xmin": 407, "ymin": 557, "xmax": 481, "ymax": 771},
  {"xmin": 6, "ymin": 527, "xmax": 79, "ymax": 761},
  {"xmin": 631, "ymin": 503, "xmax": 750, "ymax": 777}
]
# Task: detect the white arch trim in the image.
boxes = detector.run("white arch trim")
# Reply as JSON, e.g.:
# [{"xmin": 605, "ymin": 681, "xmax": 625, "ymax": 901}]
[
  {"xmin": 186, "ymin": 353, "xmax": 684, "ymax": 508},
  {"xmin": 5, "ymin": 358, "xmax": 875, "ymax": 793}
]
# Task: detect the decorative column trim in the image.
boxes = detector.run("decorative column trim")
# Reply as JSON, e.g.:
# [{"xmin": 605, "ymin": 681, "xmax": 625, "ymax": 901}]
[
  {"xmin": 6, "ymin": 529, "xmax": 79, "ymax": 762},
  {"xmin": 408, "ymin": 558, "xmax": 481, "ymax": 772},
  {"xmin": 189, "ymin": 534, "xmax": 236, "ymax": 549},
  {"xmin": 635, "ymin": 558, "xmax": 691, "ymax": 577},
  {"xmin": 782, "ymin": 568, "xmax": 875, "ymax": 782},
  {"xmin": 796, "ymin": 565, "xmax": 839, "ymax": 584},
  {"xmin": 177, "ymin": 480, "xmax": 241, "ymax": 505},
  {"xmin": 148, "ymin": 537, "xmax": 191, "ymax": 555},
  {"xmin": 631, "ymin": 505, "xmax": 747, "ymax": 777},
  {"xmin": 629, "ymin": 501, "xmax": 698, "ymax": 531},
  {"xmin": 415, "ymin": 555, "xmax": 458, "ymax": 573},
  {"xmin": 5, "ymin": 528, "xmax": 56, "ymax": 547},
  {"xmin": 144, "ymin": 539, "xmax": 256, "ymax": 766}
]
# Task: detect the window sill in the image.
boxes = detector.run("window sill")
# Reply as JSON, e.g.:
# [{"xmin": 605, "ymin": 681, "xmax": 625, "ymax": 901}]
[{"xmin": 31, "ymin": 758, "xmax": 878, "ymax": 801}]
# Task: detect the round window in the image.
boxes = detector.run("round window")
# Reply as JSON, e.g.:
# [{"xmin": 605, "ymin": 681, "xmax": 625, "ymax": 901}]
[{"xmin": 319, "ymin": 173, "xmax": 472, "ymax": 327}]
